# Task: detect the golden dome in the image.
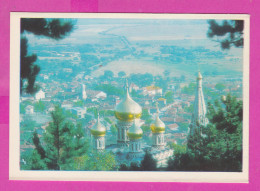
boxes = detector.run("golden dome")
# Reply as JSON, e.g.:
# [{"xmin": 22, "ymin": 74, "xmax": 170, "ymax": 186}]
[
  {"xmin": 150, "ymin": 104, "xmax": 165, "ymax": 133},
  {"xmin": 115, "ymin": 79, "xmax": 142, "ymax": 121},
  {"xmin": 127, "ymin": 120, "xmax": 143, "ymax": 140},
  {"xmin": 91, "ymin": 113, "xmax": 106, "ymax": 137},
  {"xmin": 197, "ymin": 71, "xmax": 203, "ymax": 80}
]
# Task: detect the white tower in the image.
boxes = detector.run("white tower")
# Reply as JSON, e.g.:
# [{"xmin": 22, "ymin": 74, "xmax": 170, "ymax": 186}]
[
  {"xmin": 90, "ymin": 113, "xmax": 106, "ymax": 151},
  {"xmin": 114, "ymin": 79, "xmax": 142, "ymax": 148},
  {"xmin": 150, "ymin": 103, "xmax": 166, "ymax": 150},
  {"xmin": 82, "ymin": 84, "xmax": 87, "ymax": 100},
  {"xmin": 127, "ymin": 119, "xmax": 143, "ymax": 158},
  {"xmin": 190, "ymin": 71, "xmax": 209, "ymax": 136}
]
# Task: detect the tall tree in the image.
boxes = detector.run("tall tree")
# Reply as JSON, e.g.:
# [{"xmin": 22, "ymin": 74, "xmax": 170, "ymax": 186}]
[
  {"xmin": 30, "ymin": 149, "xmax": 47, "ymax": 170},
  {"xmin": 140, "ymin": 151, "xmax": 157, "ymax": 171},
  {"xmin": 20, "ymin": 18, "xmax": 75, "ymax": 94},
  {"xmin": 207, "ymin": 20, "xmax": 244, "ymax": 50},
  {"xmin": 168, "ymin": 94, "xmax": 243, "ymax": 171},
  {"xmin": 31, "ymin": 106, "xmax": 89, "ymax": 170}
]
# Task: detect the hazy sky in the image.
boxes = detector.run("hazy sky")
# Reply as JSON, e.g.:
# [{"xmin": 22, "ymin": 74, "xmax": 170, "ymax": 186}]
[{"xmin": 25, "ymin": 18, "xmax": 243, "ymax": 58}]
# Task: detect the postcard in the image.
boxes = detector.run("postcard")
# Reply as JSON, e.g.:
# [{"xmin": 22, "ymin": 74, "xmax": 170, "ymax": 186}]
[{"xmin": 9, "ymin": 13, "xmax": 249, "ymax": 182}]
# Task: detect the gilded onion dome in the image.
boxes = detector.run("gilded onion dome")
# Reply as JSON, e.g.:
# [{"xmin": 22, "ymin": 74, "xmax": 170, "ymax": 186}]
[
  {"xmin": 115, "ymin": 79, "xmax": 142, "ymax": 121},
  {"xmin": 150, "ymin": 104, "xmax": 165, "ymax": 133},
  {"xmin": 91, "ymin": 113, "xmax": 106, "ymax": 137},
  {"xmin": 127, "ymin": 120, "xmax": 143, "ymax": 140},
  {"xmin": 197, "ymin": 71, "xmax": 203, "ymax": 80}
]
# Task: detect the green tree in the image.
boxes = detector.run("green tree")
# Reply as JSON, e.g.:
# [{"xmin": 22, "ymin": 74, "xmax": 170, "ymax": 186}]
[
  {"xmin": 32, "ymin": 131, "xmax": 46, "ymax": 160},
  {"xmin": 119, "ymin": 163, "xmax": 129, "ymax": 171},
  {"xmin": 94, "ymin": 84, "xmax": 124, "ymax": 97},
  {"xmin": 182, "ymin": 83, "xmax": 196, "ymax": 95},
  {"xmin": 74, "ymin": 100, "xmax": 84, "ymax": 107},
  {"xmin": 165, "ymin": 91, "xmax": 174, "ymax": 104},
  {"xmin": 129, "ymin": 162, "xmax": 141, "ymax": 171},
  {"xmin": 163, "ymin": 70, "xmax": 170, "ymax": 78},
  {"xmin": 20, "ymin": 18, "xmax": 75, "ymax": 94},
  {"xmin": 103, "ymin": 70, "xmax": 114, "ymax": 79},
  {"xmin": 141, "ymin": 109, "xmax": 151, "ymax": 120},
  {"xmin": 31, "ymin": 106, "xmax": 89, "ymax": 170},
  {"xmin": 168, "ymin": 94, "xmax": 242, "ymax": 172},
  {"xmin": 207, "ymin": 20, "xmax": 244, "ymax": 50},
  {"xmin": 141, "ymin": 125, "xmax": 151, "ymax": 133},
  {"xmin": 74, "ymin": 151, "xmax": 116, "ymax": 171},
  {"xmin": 215, "ymin": 83, "xmax": 226, "ymax": 91},
  {"xmin": 20, "ymin": 103, "xmax": 26, "ymax": 114},
  {"xmin": 34, "ymin": 100, "xmax": 45, "ymax": 112},
  {"xmin": 140, "ymin": 151, "xmax": 157, "ymax": 171},
  {"xmin": 30, "ymin": 149, "xmax": 47, "ymax": 170},
  {"xmin": 118, "ymin": 71, "xmax": 126, "ymax": 78},
  {"xmin": 110, "ymin": 124, "xmax": 117, "ymax": 135}
]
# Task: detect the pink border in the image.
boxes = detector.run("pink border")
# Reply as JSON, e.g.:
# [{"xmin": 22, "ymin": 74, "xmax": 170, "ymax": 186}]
[{"xmin": 1, "ymin": 0, "xmax": 259, "ymax": 190}]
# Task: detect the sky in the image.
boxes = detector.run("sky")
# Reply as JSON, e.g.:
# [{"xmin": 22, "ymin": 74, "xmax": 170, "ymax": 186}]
[
  {"xmin": 25, "ymin": 18, "xmax": 243, "ymax": 57},
  {"xmin": 24, "ymin": 18, "xmax": 244, "ymax": 78}
]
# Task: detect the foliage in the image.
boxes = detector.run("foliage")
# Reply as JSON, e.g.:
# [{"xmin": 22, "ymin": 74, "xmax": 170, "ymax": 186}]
[
  {"xmin": 177, "ymin": 123, "xmax": 189, "ymax": 132},
  {"xmin": 100, "ymin": 110, "xmax": 115, "ymax": 117},
  {"xmin": 30, "ymin": 149, "xmax": 47, "ymax": 170},
  {"xmin": 140, "ymin": 151, "xmax": 157, "ymax": 171},
  {"xmin": 20, "ymin": 18, "xmax": 75, "ymax": 94},
  {"xmin": 20, "ymin": 37, "xmax": 40, "ymax": 94},
  {"xmin": 129, "ymin": 162, "xmax": 141, "ymax": 171},
  {"xmin": 154, "ymin": 76, "xmax": 168, "ymax": 93},
  {"xmin": 20, "ymin": 149, "xmax": 33, "ymax": 170},
  {"xmin": 118, "ymin": 162, "xmax": 140, "ymax": 171},
  {"xmin": 94, "ymin": 84, "xmax": 124, "ymax": 97},
  {"xmin": 181, "ymin": 83, "xmax": 196, "ymax": 95},
  {"xmin": 215, "ymin": 83, "xmax": 226, "ymax": 91},
  {"xmin": 110, "ymin": 124, "xmax": 117, "ymax": 135},
  {"xmin": 100, "ymin": 70, "xmax": 114, "ymax": 81},
  {"xmin": 30, "ymin": 106, "xmax": 90, "ymax": 170},
  {"xmin": 74, "ymin": 100, "xmax": 84, "ymax": 107},
  {"xmin": 184, "ymin": 104, "xmax": 193, "ymax": 113},
  {"xmin": 141, "ymin": 109, "xmax": 151, "ymax": 120},
  {"xmin": 119, "ymin": 163, "xmax": 129, "ymax": 171},
  {"xmin": 165, "ymin": 91, "xmax": 174, "ymax": 104},
  {"xmin": 163, "ymin": 70, "xmax": 170, "ymax": 77},
  {"xmin": 118, "ymin": 151, "xmax": 158, "ymax": 171},
  {"xmin": 168, "ymin": 94, "xmax": 242, "ymax": 171},
  {"xmin": 130, "ymin": 89, "xmax": 144, "ymax": 99},
  {"xmin": 34, "ymin": 100, "xmax": 45, "ymax": 112},
  {"xmin": 207, "ymin": 20, "xmax": 244, "ymax": 50},
  {"xmin": 118, "ymin": 71, "xmax": 126, "ymax": 78},
  {"xmin": 129, "ymin": 73, "xmax": 153, "ymax": 88},
  {"xmin": 141, "ymin": 125, "xmax": 151, "ymax": 133},
  {"xmin": 21, "ymin": 18, "xmax": 75, "ymax": 39},
  {"xmin": 74, "ymin": 151, "xmax": 117, "ymax": 171}
]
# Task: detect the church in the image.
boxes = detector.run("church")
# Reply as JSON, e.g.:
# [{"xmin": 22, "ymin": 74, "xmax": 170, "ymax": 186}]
[{"xmin": 89, "ymin": 71, "xmax": 207, "ymax": 168}]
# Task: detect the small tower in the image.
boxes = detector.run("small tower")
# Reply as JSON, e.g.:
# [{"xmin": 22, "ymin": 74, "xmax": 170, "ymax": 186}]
[
  {"xmin": 189, "ymin": 71, "xmax": 208, "ymax": 136},
  {"xmin": 127, "ymin": 119, "xmax": 143, "ymax": 158},
  {"xmin": 90, "ymin": 113, "xmax": 106, "ymax": 151},
  {"xmin": 114, "ymin": 79, "xmax": 142, "ymax": 148},
  {"xmin": 82, "ymin": 84, "xmax": 87, "ymax": 100},
  {"xmin": 150, "ymin": 103, "xmax": 166, "ymax": 150}
]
